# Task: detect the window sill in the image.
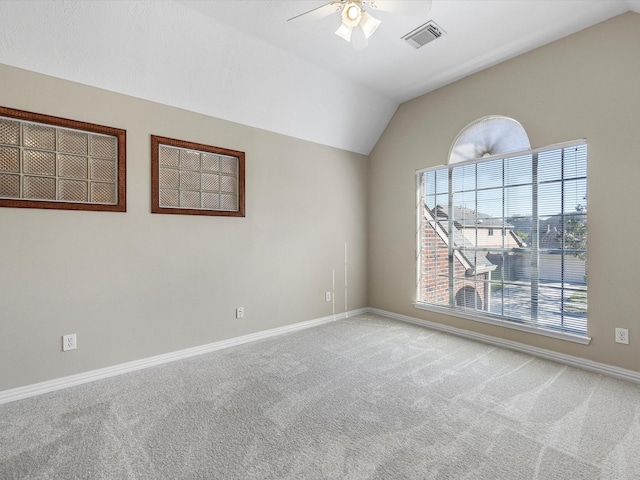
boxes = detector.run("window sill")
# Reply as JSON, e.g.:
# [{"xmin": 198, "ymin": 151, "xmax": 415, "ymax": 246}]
[{"xmin": 413, "ymin": 302, "xmax": 591, "ymax": 345}]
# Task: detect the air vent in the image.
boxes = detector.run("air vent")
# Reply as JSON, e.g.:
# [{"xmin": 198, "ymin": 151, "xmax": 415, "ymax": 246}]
[{"xmin": 402, "ymin": 20, "xmax": 445, "ymax": 49}]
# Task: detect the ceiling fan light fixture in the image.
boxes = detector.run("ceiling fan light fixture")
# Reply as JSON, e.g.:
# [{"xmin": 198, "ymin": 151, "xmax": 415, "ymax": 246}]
[
  {"xmin": 347, "ymin": 4, "xmax": 360, "ymax": 20},
  {"xmin": 293, "ymin": 0, "xmax": 383, "ymax": 47},
  {"xmin": 335, "ymin": 22, "xmax": 353, "ymax": 42},
  {"xmin": 341, "ymin": 2, "xmax": 362, "ymax": 28},
  {"xmin": 359, "ymin": 10, "xmax": 380, "ymax": 39}
]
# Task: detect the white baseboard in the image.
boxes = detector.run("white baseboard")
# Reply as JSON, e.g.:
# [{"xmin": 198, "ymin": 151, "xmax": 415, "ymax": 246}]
[
  {"xmin": 344, "ymin": 307, "xmax": 369, "ymax": 318},
  {"xmin": 0, "ymin": 309, "xmax": 358, "ymax": 405},
  {"xmin": 3, "ymin": 306, "xmax": 637, "ymax": 405},
  {"xmin": 368, "ymin": 307, "xmax": 640, "ymax": 384}
]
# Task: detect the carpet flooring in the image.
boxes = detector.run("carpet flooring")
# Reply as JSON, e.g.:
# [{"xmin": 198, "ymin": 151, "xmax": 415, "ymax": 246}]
[{"xmin": 1, "ymin": 313, "xmax": 639, "ymax": 479}]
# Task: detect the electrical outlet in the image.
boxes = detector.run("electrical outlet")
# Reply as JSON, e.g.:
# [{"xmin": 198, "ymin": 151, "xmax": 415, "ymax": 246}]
[
  {"xmin": 325, "ymin": 291, "xmax": 332, "ymax": 302},
  {"xmin": 615, "ymin": 328, "xmax": 629, "ymax": 345},
  {"xmin": 236, "ymin": 307, "xmax": 244, "ymax": 319},
  {"xmin": 62, "ymin": 333, "xmax": 77, "ymax": 351}
]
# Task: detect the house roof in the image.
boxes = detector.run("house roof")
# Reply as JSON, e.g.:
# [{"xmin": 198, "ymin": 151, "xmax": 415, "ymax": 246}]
[
  {"xmin": 539, "ymin": 213, "xmax": 587, "ymax": 250},
  {"xmin": 425, "ymin": 206, "xmax": 496, "ymax": 275},
  {"xmin": 0, "ymin": 1, "xmax": 638, "ymax": 154},
  {"xmin": 538, "ymin": 214, "xmax": 563, "ymax": 250},
  {"xmin": 439, "ymin": 221, "xmax": 496, "ymax": 275},
  {"xmin": 435, "ymin": 205, "xmax": 513, "ymax": 229}
]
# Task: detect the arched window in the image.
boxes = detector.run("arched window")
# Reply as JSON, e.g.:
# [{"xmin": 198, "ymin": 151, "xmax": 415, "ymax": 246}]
[
  {"xmin": 449, "ymin": 115, "xmax": 530, "ymax": 164},
  {"xmin": 416, "ymin": 116, "xmax": 588, "ymax": 342}
]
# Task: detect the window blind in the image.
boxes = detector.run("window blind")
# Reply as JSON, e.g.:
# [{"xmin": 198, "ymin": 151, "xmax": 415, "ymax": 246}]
[{"xmin": 417, "ymin": 141, "xmax": 587, "ymax": 335}]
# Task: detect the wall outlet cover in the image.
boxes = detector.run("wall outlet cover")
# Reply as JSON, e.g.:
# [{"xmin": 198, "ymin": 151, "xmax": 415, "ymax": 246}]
[
  {"xmin": 615, "ymin": 328, "xmax": 629, "ymax": 345},
  {"xmin": 63, "ymin": 333, "xmax": 77, "ymax": 351}
]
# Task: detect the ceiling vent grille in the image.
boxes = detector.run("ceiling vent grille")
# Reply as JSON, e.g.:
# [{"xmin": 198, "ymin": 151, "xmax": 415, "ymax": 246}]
[{"xmin": 402, "ymin": 21, "xmax": 445, "ymax": 49}]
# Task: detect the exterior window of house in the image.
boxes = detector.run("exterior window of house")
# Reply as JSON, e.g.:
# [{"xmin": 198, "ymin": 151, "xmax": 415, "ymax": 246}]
[{"xmin": 416, "ymin": 138, "xmax": 587, "ymax": 340}]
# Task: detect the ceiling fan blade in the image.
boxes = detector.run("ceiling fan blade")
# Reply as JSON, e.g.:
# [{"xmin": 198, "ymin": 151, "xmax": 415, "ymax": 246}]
[
  {"xmin": 351, "ymin": 25, "xmax": 368, "ymax": 51},
  {"xmin": 366, "ymin": 0, "xmax": 432, "ymax": 16},
  {"xmin": 287, "ymin": 1, "xmax": 345, "ymax": 25}
]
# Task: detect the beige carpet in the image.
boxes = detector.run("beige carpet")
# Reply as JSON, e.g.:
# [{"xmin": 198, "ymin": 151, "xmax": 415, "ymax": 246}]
[{"xmin": 1, "ymin": 313, "xmax": 638, "ymax": 479}]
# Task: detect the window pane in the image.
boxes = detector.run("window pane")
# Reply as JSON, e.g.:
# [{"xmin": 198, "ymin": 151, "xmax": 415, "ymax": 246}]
[
  {"xmin": 563, "ymin": 179, "xmax": 587, "ymax": 213},
  {"xmin": 508, "ymin": 217, "xmax": 532, "ymax": 246},
  {"xmin": 435, "ymin": 168, "xmax": 448, "ymax": 194},
  {"xmin": 453, "ymin": 278, "xmax": 485, "ymax": 311},
  {"xmin": 422, "ymin": 275, "xmax": 450, "ymax": 306},
  {"xmin": 563, "ymin": 144, "xmax": 587, "ymax": 180},
  {"xmin": 563, "ymin": 213, "xmax": 587, "ymax": 259},
  {"xmin": 562, "ymin": 287, "xmax": 588, "ymax": 333},
  {"xmin": 538, "ymin": 182, "xmax": 562, "ymax": 217},
  {"xmin": 508, "ymin": 250, "xmax": 531, "ymax": 283},
  {"xmin": 477, "ymin": 188, "xmax": 503, "ymax": 217},
  {"xmin": 486, "ymin": 250, "xmax": 506, "ymax": 279},
  {"xmin": 504, "ymin": 154, "xmax": 532, "ymax": 186},
  {"xmin": 477, "ymin": 159, "xmax": 503, "ymax": 189},
  {"xmin": 453, "ymin": 190, "xmax": 475, "ymax": 212},
  {"xmin": 505, "ymin": 185, "xmax": 532, "ymax": 218},
  {"xmin": 500, "ymin": 283, "xmax": 532, "ymax": 322},
  {"xmin": 488, "ymin": 280, "xmax": 504, "ymax": 316},
  {"xmin": 425, "ymin": 194, "xmax": 436, "ymax": 210},
  {"xmin": 538, "ymin": 287, "xmax": 565, "ymax": 329},
  {"xmin": 538, "ymin": 149, "xmax": 562, "ymax": 183},
  {"xmin": 424, "ymin": 171, "xmax": 436, "ymax": 196},
  {"xmin": 434, "ymin": 194, "xmax": 449, "ymax": 214},
  {"xmin": 452, "ymin": 163, "xmax": 476, "ymax": 192}
]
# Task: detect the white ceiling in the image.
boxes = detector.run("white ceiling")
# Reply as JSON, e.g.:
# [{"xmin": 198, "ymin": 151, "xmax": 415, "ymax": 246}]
[{"xmin": 0, "ymin": 1, "xmax": 638, "ymax": 155}]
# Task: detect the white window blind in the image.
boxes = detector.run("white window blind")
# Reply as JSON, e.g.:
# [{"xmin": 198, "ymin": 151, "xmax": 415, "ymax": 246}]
[{"xmin": 416, "ymin": 141, "xmax": 587, "ymax": 335}]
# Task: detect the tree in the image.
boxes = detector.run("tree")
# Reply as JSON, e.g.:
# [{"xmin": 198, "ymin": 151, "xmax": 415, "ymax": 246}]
[
  {"xmin": 563, "ymin": 204, "xmax": 587, "ymax": 260},
  {"xmin": 515, "ymin": 231, "xmax": 529, "ymax": 245}
]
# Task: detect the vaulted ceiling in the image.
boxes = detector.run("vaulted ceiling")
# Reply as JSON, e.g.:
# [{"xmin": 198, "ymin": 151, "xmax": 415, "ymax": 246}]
[{"xmin": 1, "ymin": 1, "xmax": 639, "ymax": 154}]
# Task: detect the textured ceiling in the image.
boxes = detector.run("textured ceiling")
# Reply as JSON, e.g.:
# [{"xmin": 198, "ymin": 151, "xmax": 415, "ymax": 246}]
[{"xmin": 0, "ymin": 1, "xmax": 639, "ymax": 154}]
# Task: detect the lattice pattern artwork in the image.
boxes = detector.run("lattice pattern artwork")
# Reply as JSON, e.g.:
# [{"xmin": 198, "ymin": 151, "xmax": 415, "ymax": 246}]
[
  {"xmin": 0, "ymin": 174, "xmax": 20, "ymax": 197},
  {"xmin": 0, "ymin": 116, "xmax": 119, "ymax": 205},
  {"xmin": 0, "ymin": 146, "xmax": 19, "ymax": 172},
  {"xmin": 156, "ymin": 142, "xmax": 242, "ymax": 214}
]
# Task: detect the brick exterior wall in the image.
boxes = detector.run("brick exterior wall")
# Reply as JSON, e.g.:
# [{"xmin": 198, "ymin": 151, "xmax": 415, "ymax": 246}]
[{"xmin": 421, "ymin": 211, "xmax": 489, "ymax": 311}]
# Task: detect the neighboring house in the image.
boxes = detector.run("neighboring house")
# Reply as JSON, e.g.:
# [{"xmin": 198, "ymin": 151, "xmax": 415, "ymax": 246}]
[
  {"xmin": 435, "ymin": 205, "xmax": 525, "ymax": 249},
  {"xmin": 422, "ymin": 205, "xmax": 534, "ymax": 312}
]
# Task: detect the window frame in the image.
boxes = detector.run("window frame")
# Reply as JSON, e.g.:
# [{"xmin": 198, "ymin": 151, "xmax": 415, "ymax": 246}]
[
  {"xmin": 0, "ymin": 106, "xmax": 126, "ymax": 212},
  {"xmin": 414, "ymin": 140, "xmax": 590, "ymax": 345},
  {"xmin": 151, "ymin": 135, "xmax": 245, "ymax": 217}
]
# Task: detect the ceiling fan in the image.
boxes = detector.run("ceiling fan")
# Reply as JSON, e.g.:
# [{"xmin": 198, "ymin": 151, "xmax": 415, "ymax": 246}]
[{"xmin": 287, "ymin": 0, "xmax": 433, "ymax": 50}]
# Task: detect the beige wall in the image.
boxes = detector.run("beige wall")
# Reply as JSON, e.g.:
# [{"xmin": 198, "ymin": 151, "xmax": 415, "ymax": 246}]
[
  {"xmin": 369, "ymin": 12, "xmax": 640, "ymax": 372},
  {"xmin": 0, "ymin": 64, "xmax": 369, "ymax": 391}
]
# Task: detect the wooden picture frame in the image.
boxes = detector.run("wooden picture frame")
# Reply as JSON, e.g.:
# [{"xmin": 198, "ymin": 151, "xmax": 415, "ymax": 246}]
[
  {"xmin": 151, "ymin": 135, "xmax": 245, "ymax": 217},
  {"xmin": 0, "ymin": 106, "xmax": 126, "ymax": 212}
]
